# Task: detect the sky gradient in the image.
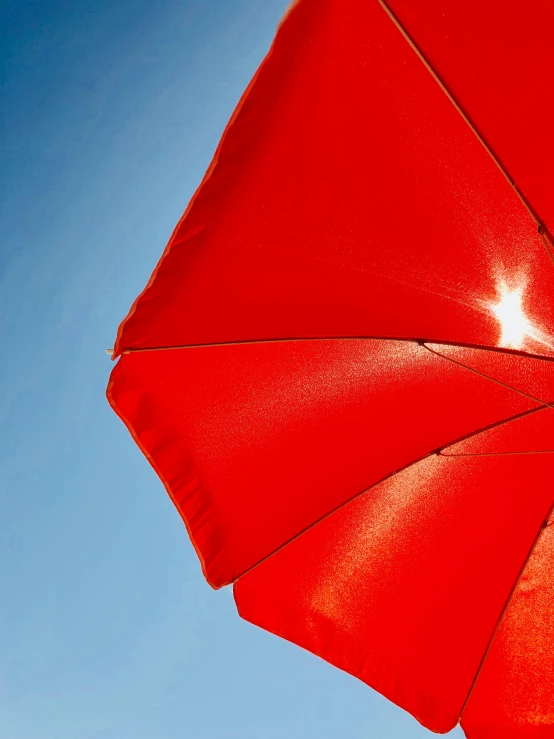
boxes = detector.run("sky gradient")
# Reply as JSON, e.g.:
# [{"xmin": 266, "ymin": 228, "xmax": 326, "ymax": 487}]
[{"xmin": 1, "ymin": 1, "xmax": 465, "ymax": 736}]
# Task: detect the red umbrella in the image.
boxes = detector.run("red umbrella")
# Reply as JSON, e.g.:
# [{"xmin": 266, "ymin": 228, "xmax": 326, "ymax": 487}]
[{"xmin": 107, "ymin": 0, "xmax": 554, "ymax": 735}]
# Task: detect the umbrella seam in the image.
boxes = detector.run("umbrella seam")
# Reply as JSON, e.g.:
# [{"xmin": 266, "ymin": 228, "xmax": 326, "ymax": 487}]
[{"xmin": 115, "ymin": 336, "xmax": 554, "ymax": 365}]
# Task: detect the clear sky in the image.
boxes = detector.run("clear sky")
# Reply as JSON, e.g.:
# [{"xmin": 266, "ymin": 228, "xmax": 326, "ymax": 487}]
[{"xmin": 1, "ymin": 1, "xmax": 465, "ymax": 737}]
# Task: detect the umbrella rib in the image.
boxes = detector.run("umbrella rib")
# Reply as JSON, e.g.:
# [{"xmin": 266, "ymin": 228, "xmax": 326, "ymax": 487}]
[
  {"xmin": 232, "ymin": 402, "xmax": 551, "ymax": 585},
  {"xmin": 422, "ymin": 343, "xmax": 554, "ymax": 409},
  {"xmin": 540, "ymin": 228, "xmax": 554, "ymax": 264},
  {"xmin": 440, "ymin": 450, "xmax": 554, "ymax": 457},
  {"xmin": 376, "ymin": 0, "xmax": 554, "ymax": 267},
  {"xmin": 116, "ymin": 335, "xmax": 554, "ymax": 366},
  {"xmin": 458, "ymin": 498, "xmax": 554, "ymax": 724}
]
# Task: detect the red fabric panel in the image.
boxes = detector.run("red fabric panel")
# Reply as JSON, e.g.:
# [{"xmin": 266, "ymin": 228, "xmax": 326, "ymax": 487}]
[
  {"xmin": 112, "ymin": 0, "xmax": 554, "ymax": 358},
  {"xmin": 462, "ymin": 511, "xmax": 554, "ymax": 738},
  {"xmin": 386, "ymin": 0, "xmax": 554, "ymax": 241},
  {"xmin": 107, "ymin": 339, "xmax": 542, "ymax": 587},
  {"xmin": 234, "ymin": 454, "xmax": 554, "ymax": 733}
]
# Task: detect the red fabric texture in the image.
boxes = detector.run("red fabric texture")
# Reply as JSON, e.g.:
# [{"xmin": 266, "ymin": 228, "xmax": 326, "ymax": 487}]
[
  {"xmin": 461, "ymin": 511, "xmax": 554, "ymax": 739},
  {"xmin": 235, "ymin": 453, "xmax": 554, "ymax": 732},
  {"xmin": 386, "ymin": 0, "xmax": 554, "ymax": 243},
  {"xmin": 108, "ymin": 341, "xmax": 552, "ymax": 589},
  {"xmin": 108, "ymin": 0, "xmax": 554, "ymax": 735},
  {"xmin": 112, "ymin": 0, "xmax": 554, "ymax": 360}
]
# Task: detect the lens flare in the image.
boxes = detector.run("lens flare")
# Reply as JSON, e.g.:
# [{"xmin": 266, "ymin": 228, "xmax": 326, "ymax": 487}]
[{"xmin": 490, "ymin": 284, "xmax": 532, "ymax": 348}]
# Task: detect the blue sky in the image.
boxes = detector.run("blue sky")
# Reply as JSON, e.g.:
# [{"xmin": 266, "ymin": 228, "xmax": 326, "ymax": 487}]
[{"xmin": 1, "ymin": 1, "xmax": 465, "ymax": 736}]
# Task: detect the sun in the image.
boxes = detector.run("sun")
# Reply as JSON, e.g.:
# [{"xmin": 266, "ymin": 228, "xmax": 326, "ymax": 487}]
[{"xmin": 490, "ymin": 284, "xmax": 532, "ymax": 348}]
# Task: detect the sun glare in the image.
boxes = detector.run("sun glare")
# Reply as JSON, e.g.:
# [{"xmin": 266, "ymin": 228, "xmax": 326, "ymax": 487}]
[{"xmin": 490, "ymin": 285, "xmax": 532, "ymax": 348}]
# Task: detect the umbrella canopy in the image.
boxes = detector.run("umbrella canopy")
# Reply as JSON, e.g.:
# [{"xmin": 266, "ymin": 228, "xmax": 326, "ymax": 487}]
[{"xmin": 107, "ymin": 0, "xmax": 554, "ymax": 735}]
